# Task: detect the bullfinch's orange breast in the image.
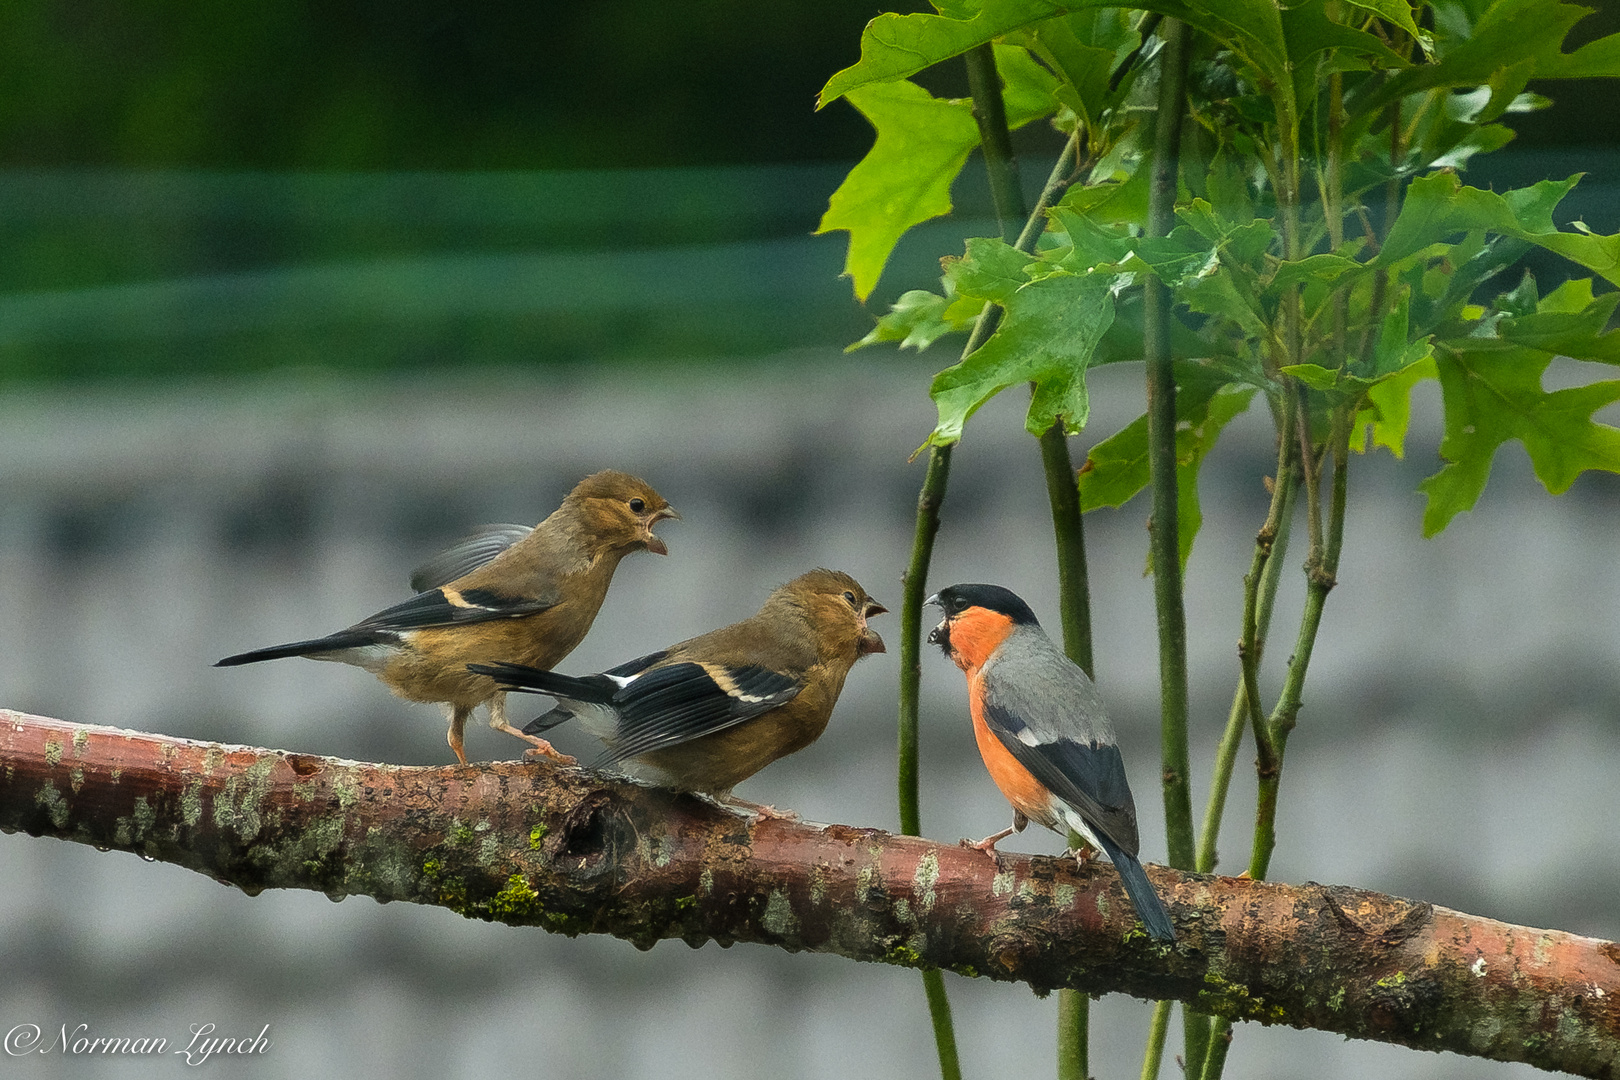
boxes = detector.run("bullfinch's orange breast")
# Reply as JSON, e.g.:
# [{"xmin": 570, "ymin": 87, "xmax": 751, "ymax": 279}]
[
  {"xmin": 945, "ymin": 609, "xmax": 1016, "ymax": 674},
  {"xmin": 967, "ymin": 670, "xmax": 1056, "ymax": 827}
]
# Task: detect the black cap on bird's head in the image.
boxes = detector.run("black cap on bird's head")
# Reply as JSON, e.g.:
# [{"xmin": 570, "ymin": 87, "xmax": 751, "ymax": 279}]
[{"xmin": 924, "ymin": 583, "xmax": 1040, "ymax": 653}]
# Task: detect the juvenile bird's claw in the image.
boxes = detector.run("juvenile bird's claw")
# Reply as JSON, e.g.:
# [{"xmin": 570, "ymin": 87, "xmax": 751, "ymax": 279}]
[
  {"xmin": 718, "ymin": 795, "xmax": 799, "ymax": 822},
  {"xmin": 522, "ymin": 741, "xmax": 577, "ymax": 765}
]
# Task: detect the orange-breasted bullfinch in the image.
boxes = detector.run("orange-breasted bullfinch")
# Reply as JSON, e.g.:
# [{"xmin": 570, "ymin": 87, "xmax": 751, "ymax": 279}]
[
  {"xmin": 216, "ymin": 470, "xmax": 677, "ymax": 765},
  {"xmin": 927, "ymin": 583, "xmax": 1175, "ymax": 942},
  {"xmin": 470, "ymin": 568, "xmax": 887, "ymax": 818}
]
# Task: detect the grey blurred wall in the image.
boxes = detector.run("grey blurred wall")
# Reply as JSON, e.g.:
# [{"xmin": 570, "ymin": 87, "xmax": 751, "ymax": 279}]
[{"xmin": 1, "ymin": 355, "xmax": 1616, "ymax": 1079}]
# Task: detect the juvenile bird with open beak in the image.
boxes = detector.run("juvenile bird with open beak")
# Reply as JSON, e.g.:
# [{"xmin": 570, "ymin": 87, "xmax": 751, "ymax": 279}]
[
  {"xmin": 217, "ymin": 470, "xmax": 677, "ymax": 765},
  {"xmin": 927, "ymin": 583, "xmax": 1175, "ymax": 941},
  {"xmin": 472, "ymin": 568, "xmax": 886, "ymax": 818}
]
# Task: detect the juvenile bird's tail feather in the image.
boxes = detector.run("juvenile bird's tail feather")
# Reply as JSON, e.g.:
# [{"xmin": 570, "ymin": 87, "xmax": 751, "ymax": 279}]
[
  {"xmin": 1095, "ymin": 834, "xmax": 1176, "ymax": 942},
  {"xmin": 467, "ymin": 662, "xmax": 616, "ymax": 705},
  {"xmin": 215, "ymin": 632, "xmax": 378, "ymax": 667}
]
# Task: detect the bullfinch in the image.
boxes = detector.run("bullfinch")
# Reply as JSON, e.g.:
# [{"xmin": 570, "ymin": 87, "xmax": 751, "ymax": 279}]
[
  {"xmin": 927, "ymin": 583, "xmax": 1175, "ymax": 942},
  {"xmin": 470, "ymin": 568, "xmax": 886, "ymax": 817},
  {"xmin": 216, "ymin": 470, "xmax": 677, "ymax": 765}
]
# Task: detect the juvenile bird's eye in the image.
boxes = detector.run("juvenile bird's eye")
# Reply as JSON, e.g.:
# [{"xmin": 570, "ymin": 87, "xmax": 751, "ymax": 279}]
[
  {"xmin": 629, "ymin": 498, "xmax": 646, "ymax": 513},
  {"xmin": 843, "ymin": 590, "xmax": 857, "ymax": 607}
]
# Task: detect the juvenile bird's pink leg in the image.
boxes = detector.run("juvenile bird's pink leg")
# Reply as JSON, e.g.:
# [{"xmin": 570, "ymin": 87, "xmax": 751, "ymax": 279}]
[
  {"xmin": 488, "ymin": 693, "xmax": 577, "ymax": 764},
  {"xmin": 717, "ymin": 794, "xmax": 800, "ymax": 822},
  {"xmin": 445, "ymin": 704, "xmax": 471, "ymax": 765}
]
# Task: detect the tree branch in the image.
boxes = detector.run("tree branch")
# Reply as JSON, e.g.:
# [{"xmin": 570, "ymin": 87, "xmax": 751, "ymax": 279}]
[{"xmin": 4, "ymin": 710, "xmax": 1619, "ymax": 1078}]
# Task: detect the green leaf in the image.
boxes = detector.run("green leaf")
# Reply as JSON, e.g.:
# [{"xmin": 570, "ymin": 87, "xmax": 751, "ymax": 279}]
[
  {"xmin": 1418, "ymin": 346, "xmax": 1620, "ymax": 535},
  {"xmin": 817, "ymin": 45, "xmax": 1061, "ymax": 301},
  {"xmin": 816, "ymin": 81, "xmax": 979, "ymax": 302},
  {"xmin": 850, "ymin": 289, "xmax": 972, "ymax": 352},
  {"xmin": 818, "ymin": 0, "xmax": 1066, "ymax": 107},
  {"xmin": 1048, "ymin": 206, "xmax": 1137, "ymax": 270},
  {"xmin": 1079, "ymin": 368, "xmax": 1255, "ymax": 568},
  {"xmin": 1461, "ymin": 285, "xmax": 1620, "ymax": 363},
  {"xmin": 1268, "ymin": 253, "xmax": 1365, "ymax": 295},
  {"xmin": 995, "ymin": 40, "xmax": 1066, "ymax": 121},
  {"xmin": 1368, "ymin": 286, "xmax": 1434, "ymax": 379},
  {"xmin": 1376, "ymin": 172, "xmax": 1620, "ymax": 288},
  {"xmin": 1023, "ymin": 10, "xmax": 1140, "ymax": 128},
  {"xmin": 1354, "ymin": 355, "xmax": 1436, "ymax": 459},
  {"xmin": 1342, "ymin": 0, "xmax": 1424, "ymax": 45},
  {"xmin": 1281, "ymin": 0, "xmax": 1410, "ymax": 71},
  {"xmin": 927, "ymin": 271, "xmax": 1115, "ymax": 446},
  {"xmin": 1180, "ymin": 268, "xmax": 1266, "ymax": 337},
  {"xmin": 1529, "ymin": 24, "xmax": 1620, "ymax": 78},
  {"xmin": 947, "ymin": 236, "xmax": 1034, "ymax": 303},
  {"xmin": 1365, "ymin": 0, "xmax": 1592, "ymax": 110}
]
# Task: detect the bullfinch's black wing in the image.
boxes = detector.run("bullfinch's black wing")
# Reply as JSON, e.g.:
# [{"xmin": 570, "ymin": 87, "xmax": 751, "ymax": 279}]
[
  {"xmin": 594, "ymin": 662, "xmax": 802, "ymax": 767},
  {"xmin": 981, "ymin": 704, "xmax": 1141, "ymax": 855},
  {"xmin": 408, "ymin": 524, "xmax": 535, "ymax": 592}
]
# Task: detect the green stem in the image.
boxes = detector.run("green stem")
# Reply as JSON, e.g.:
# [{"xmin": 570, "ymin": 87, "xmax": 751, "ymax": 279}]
[
  {"xmin": 898, "ymin": 54, "xmax": 1076, "ymax": 1080},
  {"xmin": 1198, "ymin": 1022, "xmax": 1234, "ymax": 1080},
  {"xmin": 1018, "ymin": 128, "xmax": 1092, "ymax": 1080},
  {"xmin": 1138, "ymin": 999, "xmax": 1174, "ymax": 1080},
  {"xmin": 1057, "ymin": 991, "xmax": 1091, "ymax": 1080},
  {"xmin": 898, "ymin": 445, "xmax": 953, "ymax": 840},
  {"xmin": 1143, "ymin": 18, "xmax": 1204, "ymax": 1079},
  {"xmin": 1144, "ymin": 13, "xmax": 1194, "ymax": 876},
  {"xmin": 964, "ymin": 42, "xmax": 1024, "ymax": 238},
  {"xmin": 922, "ymin": 971, "xmax": 964, "ymax": 1080},
  {"xmin": 1040, "ymin": 424, "xmax": 1093, "ymax": 676}
]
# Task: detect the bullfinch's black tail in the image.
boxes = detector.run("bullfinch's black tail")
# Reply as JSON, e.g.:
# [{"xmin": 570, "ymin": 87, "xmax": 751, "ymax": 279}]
[
  {"xmin": 467, "ymin": 662, "xmax": 617, "ymax": 705},
  {"xmin": 1095, "ymin": 835, "xmax": 1176, "ymax": 942},
  {"xmin": 215, "ymin": 631, "xmax": 377, "ymax": 667}
]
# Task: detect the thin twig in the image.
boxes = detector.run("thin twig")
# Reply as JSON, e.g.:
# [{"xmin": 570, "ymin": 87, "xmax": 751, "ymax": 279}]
[
  {"xmin": 1248, "ymin": 407, "xmax": 1351, "ymax": 880},
  {"xmin": 1197, "ymin": 440, "xmax": 1296, "ymax": 875}
]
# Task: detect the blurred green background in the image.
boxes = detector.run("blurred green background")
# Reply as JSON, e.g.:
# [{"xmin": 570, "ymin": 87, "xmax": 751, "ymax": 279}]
[{"xmin": 0, "ymin": 0, "xmax": 1616, "ymax": 382}]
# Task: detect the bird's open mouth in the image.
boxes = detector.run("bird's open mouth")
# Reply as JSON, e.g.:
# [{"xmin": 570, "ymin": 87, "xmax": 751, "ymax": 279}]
[
  {"xmin": 644, "ymin": 507, "xmax": 679, "ymax": 555},
  {"xmin": 858, "ymin": 627, "xmax": 886, "ymax": 655},
  {"xmin": 926, "ymin": 619, "xmax": 950, "ymax": 651}
]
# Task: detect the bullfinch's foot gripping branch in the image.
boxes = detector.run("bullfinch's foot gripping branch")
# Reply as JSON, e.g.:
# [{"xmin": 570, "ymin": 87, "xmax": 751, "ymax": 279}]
[
  {"xmin": 216, "ymin": 471, "xmax": 677, "ymax": 765},
  {"xmin": 472, "ymin": 568, "xmax": 886, "ymax": 818},
  {"xmin": 927, "ymin": 583, "xmax": 1177, "ymax": 942}
]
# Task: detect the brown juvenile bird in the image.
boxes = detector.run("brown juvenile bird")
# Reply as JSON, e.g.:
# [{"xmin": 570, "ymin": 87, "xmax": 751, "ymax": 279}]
[
  {"xmin": 216, "ymin": 470, "xmax": 677, "ymax": 764},
  {"xmin": 471, "ymin": 568, "xmax": 886, "ymax": 817}
]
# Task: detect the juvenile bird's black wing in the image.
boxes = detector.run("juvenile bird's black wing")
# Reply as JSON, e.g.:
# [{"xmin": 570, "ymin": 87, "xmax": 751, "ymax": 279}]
[
  {"xmin": 409, "ymin": 524, "xmax": 534, "ymax": 592},
  {"xmin": 470, "ymin": 652, "xmax": 671, "ymax": 737},
  {"xmin": 216, "ymin": 582, "xmax": 559, "ymax": 667},
  {"xmin": 357, "ymin": 583, "xmax": 560, "ymax": 633},
  {"xmin": 593, "ymin": 662, "xmax": 802, "ymax": 768}
]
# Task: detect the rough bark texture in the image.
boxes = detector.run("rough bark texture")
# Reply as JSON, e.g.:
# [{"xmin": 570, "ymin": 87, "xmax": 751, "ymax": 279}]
[{"xmin": 3, "ymin": 710, "xmax": 1617, "ymax": 1076}]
